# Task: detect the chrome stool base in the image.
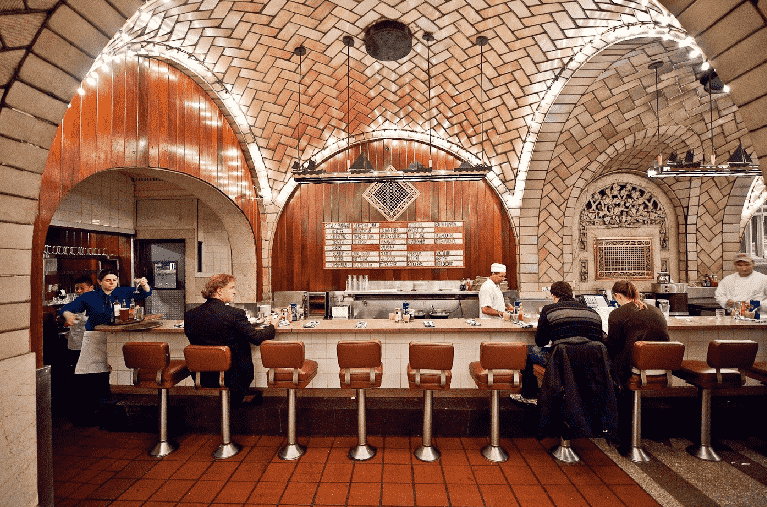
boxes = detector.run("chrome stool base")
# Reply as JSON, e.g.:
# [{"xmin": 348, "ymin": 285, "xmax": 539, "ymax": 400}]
[
  {"xmin": 213, "ymin": 442, "xmax": 241, "ymax": 460},
  {"xmin": 689, "ymin": 444, "xmax": 721, "ymax": 462},
  {"xmin": 150, "ymin": 440, "xmax": 177, "ymax": 458},
  {"xmin": 481, "ymin": 445, "xmax": 509, "ymax": 463},
  {"xmin": 414, "ymin": 445, "xmax": 441, "ymax": 462},
  {"xmin": 349, "ymin": 444, "xmax": 377, "ymax": 461},
  {"xmin": 626, "ymin": 446, "xmax": 651, "ymax": 463},
  {"xmin": 278, "ymin": 443, "xmax": 306, "ymax": 461},
  {"xmin": 550, "ymin": 439, "xmax": 580, "ymax": 463}
]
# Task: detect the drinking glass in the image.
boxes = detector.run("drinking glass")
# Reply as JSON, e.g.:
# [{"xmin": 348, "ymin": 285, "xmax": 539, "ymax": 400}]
[{"xmin": 715, "ymin": 308, "xmax": 725, "ymax": 320}]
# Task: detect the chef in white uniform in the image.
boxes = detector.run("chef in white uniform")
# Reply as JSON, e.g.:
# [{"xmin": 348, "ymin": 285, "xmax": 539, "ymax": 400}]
[
  {"xmin": 715, "ymin": 252, "xmax": 767, "ymax": 311},
  {"xmin": 479, "ymin": 262, "xmax": 513, "ymax": 319}
]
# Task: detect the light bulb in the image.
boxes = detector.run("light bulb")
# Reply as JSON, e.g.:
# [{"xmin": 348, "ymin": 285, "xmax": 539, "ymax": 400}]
[
  {"xmin": 723, "ymin": 84, "xmax": 730, "ymax": 93},
  {"xmin": 77, "ymin": 87, "xmax": 85, "ymax": 95},
  {"xmin": 701, "ymin": 61, "xmax": 710, "ymax": 71}
]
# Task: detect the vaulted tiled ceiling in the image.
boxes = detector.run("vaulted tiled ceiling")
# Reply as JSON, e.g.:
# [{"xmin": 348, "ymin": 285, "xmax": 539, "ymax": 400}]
[
  {"xmin": 101, "ymin": 0, "xmax": 713, "ymax": 197},
  {"xmin": 1, "ymin": 0, "xmax": 764, "ymax": 203}
]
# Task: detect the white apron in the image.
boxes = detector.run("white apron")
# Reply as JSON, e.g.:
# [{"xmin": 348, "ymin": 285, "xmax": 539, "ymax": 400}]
[{"xmin": 75, "ymin": 331, "xmax": 110, "ymax": 374}]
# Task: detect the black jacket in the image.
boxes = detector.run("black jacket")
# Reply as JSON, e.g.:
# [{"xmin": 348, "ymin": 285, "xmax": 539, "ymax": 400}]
[
  {"xmin": 184, "ymin": 298, "xmax": 275, "ymax": 403},
  {"xmin": 537, "ymin": 337, "xmax": 618, "ymax": 442}
]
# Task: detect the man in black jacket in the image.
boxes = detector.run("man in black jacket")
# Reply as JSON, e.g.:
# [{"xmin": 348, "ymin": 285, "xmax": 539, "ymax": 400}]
[
  {"xmin": 513, "ymin": 281, "xmax": 605, "ymax": 404},
  {"xmin": 184, "ymin": 274, "xmax": 275, "ymax": 407}
]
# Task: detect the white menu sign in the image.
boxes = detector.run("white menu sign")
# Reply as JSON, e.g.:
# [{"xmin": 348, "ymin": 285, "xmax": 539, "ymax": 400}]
[{"xmin": 324, "ymin": 221, "xmax": 465, "ymax": 269}]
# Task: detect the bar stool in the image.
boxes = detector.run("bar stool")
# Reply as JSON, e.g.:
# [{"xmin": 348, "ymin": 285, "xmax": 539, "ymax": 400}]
[
  {"xmin": 337, "ymin": 340, "xmax": 382, "ymax": 461},
  {"xmin": 469, "ymin": 341, "xmax": 527, "ymax": 462},
  {"xmin": 625, "ymin": 341, "xmax": 685, "ymax": 463},
  {"xmin": 407, "ymin": 342, "xmax": 454, "ymax": 462},
  {"xmin": 260, "ymin": 340, "xmax": 318, "ymax": 460},
  {"xmin": 183, "ymin": 345, "xmax": 240, "ymax": 459},
  {"xmin": 673, "ymin": 340, "xmax": 758, "ymax": 461},
  {"xmin": 122, "ymin": 342, "xmax": 190, "ymax": 457}
]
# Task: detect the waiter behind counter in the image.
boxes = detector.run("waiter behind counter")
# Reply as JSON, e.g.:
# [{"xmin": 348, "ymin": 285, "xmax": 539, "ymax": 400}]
[
  {"xmin": 59, "ymin": 269, "xmax": 152, "ymax": 426},
  {"xmin": 715, "ymin": 253, "xmax": 767, "ymax": 314}
]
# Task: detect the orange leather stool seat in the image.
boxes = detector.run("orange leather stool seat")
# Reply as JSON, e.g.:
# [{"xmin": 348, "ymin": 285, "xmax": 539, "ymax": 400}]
[
  {"xmin": 624, "ymin": 341, "xmax": 685, "ymax": 463},
  {"xmin": 183, "ymin": 345, "xmax": 240, "ymax": 459},
  {"xmin": 260, "ymin": 341, "xmax": 318, "ymax": 460},
  {"xmin": 743, "ymin": 362, "xmax": 767, "ymax": 384},
  {"xmin": 407, "ymin": 342, "xmax": 454, "ymax": 462},
  {"xmin": 338, "ymin": 340, "xmax": 382, "ymax": 460},
  {"xmin": 469, "ymin": 341, "xmax": 527, "ymax": 462},
  {"xmin": 123, "ymin": 342, "xmax": 190, "ymax": 457},
  {"xmin": 673, "ymin": 340, "xmax": 758, "ymax": 461}
]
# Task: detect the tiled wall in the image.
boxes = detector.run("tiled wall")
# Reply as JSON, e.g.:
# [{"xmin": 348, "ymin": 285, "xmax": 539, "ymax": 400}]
[{"xmin": 50, "ymin": 171, "xmax": 135, "ymax": 233}]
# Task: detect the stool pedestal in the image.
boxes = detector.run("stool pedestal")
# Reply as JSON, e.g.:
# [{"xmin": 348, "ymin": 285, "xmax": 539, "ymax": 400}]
[
  {"xmin": 349, "ymin": 389, "xmax": 376, "ymax": 461},
  {"xmin": 689, "ymin": 388, "xmax": 719, "ymax": 462},
  {"xmin": 213, "ymin": 389, "xmax": 241, "ymax": 460},
  {"xmin": 480, "ymin": 390, "xmax": 508, "ymax": 462},
  {"xmin": 151, "ymin": 388, "xmax": 176, "ymax": 458},
  {"xmin": 278, "ymin": 388, "xmax": 306, "ymax": 460},
  {"xmin": 627, "ymin": 390, "xmax": 651, "ymax": 463},
  {"xmin": 551, "ymin": 438, "xmax": 580, "ymax": 463},
  {"xmin": 414, "ymin": 390, "xmax": 440, "ymax": 462}
]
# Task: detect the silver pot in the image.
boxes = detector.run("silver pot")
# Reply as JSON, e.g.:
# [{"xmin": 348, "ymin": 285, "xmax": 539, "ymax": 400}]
[{"xmin": 429, "ymin": 310, "xmax": 450, "ymax": 318}]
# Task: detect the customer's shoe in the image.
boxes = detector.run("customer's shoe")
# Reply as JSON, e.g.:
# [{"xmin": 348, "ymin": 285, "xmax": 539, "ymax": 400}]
[{"xmin": 509, "ymin": 393, "xmax": 538, "ymax": 406}]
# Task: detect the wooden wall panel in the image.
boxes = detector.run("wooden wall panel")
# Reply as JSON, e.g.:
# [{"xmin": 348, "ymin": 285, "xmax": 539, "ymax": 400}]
[
  {"xmin": 31, "ymin": 56, "xmax": 261, "ymax": 366},
  {"xmin": 272, "ymin": 169, "xmax": 517, "ymax": 292}
]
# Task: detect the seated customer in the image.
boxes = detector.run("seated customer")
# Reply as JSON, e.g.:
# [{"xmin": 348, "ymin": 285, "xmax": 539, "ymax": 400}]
[
  {"xmin": 184, "ymin": 274, "xmax": 275, "ymax": 408},
  {"xmin": 511, "ymin": 281, "xmax": 604, "ymax": 405},
  {"xmin": 604, "ymin": 280, "xmax": 669, "ymax": 453}
]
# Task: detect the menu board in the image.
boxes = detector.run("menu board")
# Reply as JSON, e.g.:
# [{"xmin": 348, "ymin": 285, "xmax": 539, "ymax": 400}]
[{"xmin": 324, "ymin": 221, "xmax": 465, "ymax": 269}]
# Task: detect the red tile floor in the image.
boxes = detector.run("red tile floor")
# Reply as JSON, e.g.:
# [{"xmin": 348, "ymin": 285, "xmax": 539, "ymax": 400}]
[{"xmin": 53, "ymin": 426, "xmax": 660, "ymax": 507}]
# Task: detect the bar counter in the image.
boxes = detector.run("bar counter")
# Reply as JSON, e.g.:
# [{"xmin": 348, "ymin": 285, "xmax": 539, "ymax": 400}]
[{"xmin": 99, "ymin": 315, "xmax": 767, "ymax": 390}]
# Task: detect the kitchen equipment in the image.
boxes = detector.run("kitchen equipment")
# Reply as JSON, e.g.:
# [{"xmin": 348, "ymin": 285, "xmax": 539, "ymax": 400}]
[
  {"xmin": 651, "ymin": 282, "xmax": 688, "ymax": 316},
  {"xmin": 429, "ymin": 309, "xmax": 451, "ymax": 319},
  {"xmin": 306, "ymin": 292, "xmax": 330, "ymax": 319},
  {"xmin": 657, "ymin": 300, "xmax": 670, "ymax": 319},
  {"xmin": 411, "ymin": 309, "xmax": 426, "ymax": 318}
]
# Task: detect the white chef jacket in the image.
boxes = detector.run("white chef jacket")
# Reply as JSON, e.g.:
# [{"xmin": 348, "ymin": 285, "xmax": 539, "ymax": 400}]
[
  {"xmin": 715, "ymin": 271, "xmax": 767, "ymax": 309},
  {"xmin": 478, "ymin": 278, "xmax": 505, "ymax": 319}
]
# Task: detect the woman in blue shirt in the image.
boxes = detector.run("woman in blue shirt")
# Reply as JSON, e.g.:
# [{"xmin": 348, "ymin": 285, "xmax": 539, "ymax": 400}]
[{"xmin": 60, "ymin": 269, "xmax": 152, "ymax": 425}]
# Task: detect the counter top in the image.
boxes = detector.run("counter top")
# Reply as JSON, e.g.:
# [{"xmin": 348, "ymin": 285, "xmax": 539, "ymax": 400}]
[{"xmin": 96, "ymin": 315, "xmax": 767, "ymax": 333}]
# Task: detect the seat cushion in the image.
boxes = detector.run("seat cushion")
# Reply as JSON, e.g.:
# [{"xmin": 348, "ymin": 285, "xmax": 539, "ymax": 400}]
[
  {"xmin": 407, "ymin": 364, "xmax": 452, "ymax": 390},
  {"xmin": 469, "ymin": 360, "xmax": 522, "ymax": 392},
  {"xmin": 135, "ymin": 359, "xmax": 190, "ymax": 388},
  {"xmin": 743, "ymin": 361, "xmax": 767, "ymax": 384},
  {"xmin": 674, "ymin": 360, "xmax": 745, "ymax": 389},
  {"xmin": 267, "ymin": 359, "xmax": 318, "ymax": 389},
  {"xmin": 339, "ymin": 364, "xmax": 383, "ymax": 389},
  {"xmin": 625, "ymin": 371, "xmax": 671, "ymax": 391}
]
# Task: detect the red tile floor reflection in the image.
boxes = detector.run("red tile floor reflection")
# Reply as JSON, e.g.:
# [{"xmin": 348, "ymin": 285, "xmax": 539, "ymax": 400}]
[{"xmin": 53, "ymin": 425, "xmax": 660, "ymax": 506}]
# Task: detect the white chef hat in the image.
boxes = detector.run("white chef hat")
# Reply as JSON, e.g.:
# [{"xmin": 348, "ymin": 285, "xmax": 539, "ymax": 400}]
[{"xmin": 491, "ymin": 263, "xmax": 506, "ymax": 274}]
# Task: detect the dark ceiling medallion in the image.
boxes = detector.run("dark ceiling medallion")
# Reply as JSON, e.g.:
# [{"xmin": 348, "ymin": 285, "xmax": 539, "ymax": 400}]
[{"xmin": 364, "ymin": 20, "xmax": 413, "ymax": 61}]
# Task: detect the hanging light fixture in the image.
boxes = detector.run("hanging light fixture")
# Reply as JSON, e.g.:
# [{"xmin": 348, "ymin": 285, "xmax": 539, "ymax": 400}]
[
  {"xmin": 648, "ymin": 64, "xmax": 760, "ymax": 178},
  {"xmin": 291, "ymin": 45, "xmax": 312, "ymax": 174},
  {"xmin": 472, "ymin": 35, "xmax": 492, "ymax": 173},
  {"xmin": 405, "ymin": 31, "xmax": 435, "ymax": 174},
  {"xmin": 344, "ymin": 35, "xmax": 354, "ymax": 172},
  {"xmin": 646, "ymin": 60, "xmax": 664, "ymax": 177}
]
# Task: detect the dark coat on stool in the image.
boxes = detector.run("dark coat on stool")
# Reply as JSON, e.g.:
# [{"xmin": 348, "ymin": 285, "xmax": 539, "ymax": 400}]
[
  {"xmin": 537, "ymin": 337, "xmax": 618, "ymax": 442},
  {"xmin": 184, "ymin": 298, "xmax": 275, "ymax": 406}
]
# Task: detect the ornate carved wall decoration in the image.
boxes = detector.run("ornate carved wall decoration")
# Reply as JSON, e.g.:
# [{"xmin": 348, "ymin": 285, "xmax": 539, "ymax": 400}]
[
  {"xmin": 363, "ymin": 180, "xmax": 420, "ymax": 221},
  {"xmin": 579, "ymin": 183, "xmax": 667, "ymax": 251}
]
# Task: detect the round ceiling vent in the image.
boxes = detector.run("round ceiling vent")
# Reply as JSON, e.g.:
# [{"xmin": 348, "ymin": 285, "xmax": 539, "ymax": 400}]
[{"xmin": 364, "ymin": 20, "xmax": 413, "ymax": 62}]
